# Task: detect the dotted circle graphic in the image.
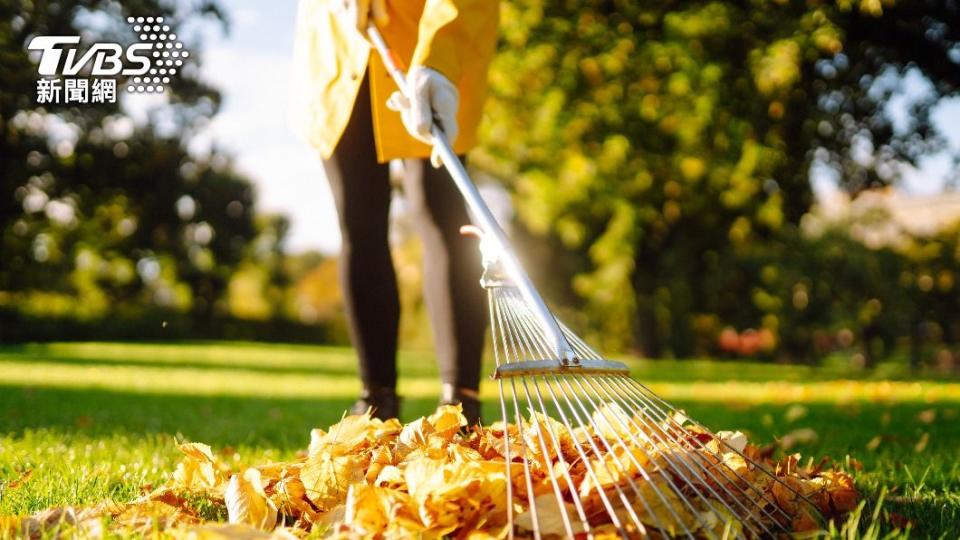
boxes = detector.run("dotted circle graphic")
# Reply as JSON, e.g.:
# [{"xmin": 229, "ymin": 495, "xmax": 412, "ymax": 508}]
[{"xmin": 125, "ymin": 16, "xmax": 188, "ymax": 94}]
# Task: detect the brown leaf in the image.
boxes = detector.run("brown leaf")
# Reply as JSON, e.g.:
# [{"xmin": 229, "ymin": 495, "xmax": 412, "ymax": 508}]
[
  {"xmin": 6, "ymin": 468, "xmax": 32, "ymax": 489},
  {"xmin": 780, "ymin": 428, "xmax": 818, "ymax": 450},
  {"xmin": 888, "ymin": 512, "xmax": 915, "ymax": 529},
  {"xmin": 916, "ymin": 409, "xmax": 936, "ymax": 424}
]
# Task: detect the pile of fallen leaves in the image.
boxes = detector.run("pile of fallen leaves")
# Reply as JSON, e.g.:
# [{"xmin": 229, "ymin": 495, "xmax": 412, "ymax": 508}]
[{"xmin": 2, "ymin": 404, "xmax": 858, "ymax": 538}]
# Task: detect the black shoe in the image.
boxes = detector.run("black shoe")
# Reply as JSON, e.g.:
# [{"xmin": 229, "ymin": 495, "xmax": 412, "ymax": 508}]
[
  {"xmin": 350, "ymin": 386, "xmax": 399, "ymax": 421},
  {"xmin": 440, "ymin": 385, "xmax": 482, "ymax": 427}
]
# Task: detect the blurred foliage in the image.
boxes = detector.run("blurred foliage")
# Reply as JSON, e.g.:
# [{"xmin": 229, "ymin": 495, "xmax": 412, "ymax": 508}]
[
  {"xmin": 476, "ymin": 0, "xmax": 960, "ymax": 363},
  {"xmin": 3, "ymin": 0, "xmax": 960, "ymax": 367},
  {"xmin": 0, "ymin": 1, "xmax": 280, "ymax": 332}
]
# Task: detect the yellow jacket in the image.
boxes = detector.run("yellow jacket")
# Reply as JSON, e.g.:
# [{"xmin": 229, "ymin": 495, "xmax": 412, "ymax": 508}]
[{"xmin": 290, "ymin": 0, "xmax": 499, "ymax": 163}]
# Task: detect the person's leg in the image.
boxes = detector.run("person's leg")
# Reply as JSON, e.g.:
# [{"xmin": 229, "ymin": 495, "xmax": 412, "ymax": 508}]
[
  {"xmin": 401, "ymin": 158, "xmax": 487, "ymax": 424},
  {"xmin": 323, "ymin": 75, "xmax": 400, "ymax": 419}
]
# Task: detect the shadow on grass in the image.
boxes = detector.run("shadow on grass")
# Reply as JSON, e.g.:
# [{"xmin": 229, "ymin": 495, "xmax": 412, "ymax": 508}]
[
  {"xmin": 6, "ymin": 342, "xmax": 960, "ymax": 384},
  {"xmin": 0, "ymin": 353, "xmax": 358, "ymax": 378},
  {"xmin": 0, "ymin": 347, "xmax": 444, "ymax": 379},
  {"xmin": 0, "ymin": 384, "xmax": 456, "ymax": 451}
]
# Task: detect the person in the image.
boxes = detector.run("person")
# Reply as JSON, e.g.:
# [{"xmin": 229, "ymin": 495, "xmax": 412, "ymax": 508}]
[{"xmin": 290, "ymin": 0, "xmax": 500, "ymax": 425}]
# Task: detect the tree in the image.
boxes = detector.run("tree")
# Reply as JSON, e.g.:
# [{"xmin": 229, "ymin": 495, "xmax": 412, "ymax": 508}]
[
  {"xmin": 475, "ymin": 0, "xmax": 959, "ymax": 356},
  {"xmin": 0, "ymin": 0, "xmax": 258, "ymax": 323}
]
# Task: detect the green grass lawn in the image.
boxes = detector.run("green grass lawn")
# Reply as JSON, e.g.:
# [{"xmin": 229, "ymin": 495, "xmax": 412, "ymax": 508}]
[{"xmin": 0, "ymin": 341, "xmax": 958, "ymax": 537}]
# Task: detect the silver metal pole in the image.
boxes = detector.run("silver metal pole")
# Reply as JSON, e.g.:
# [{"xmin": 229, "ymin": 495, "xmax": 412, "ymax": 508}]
[{"xmin": 366, "ymin": 25, "xmax": 577, "ymax": 363}]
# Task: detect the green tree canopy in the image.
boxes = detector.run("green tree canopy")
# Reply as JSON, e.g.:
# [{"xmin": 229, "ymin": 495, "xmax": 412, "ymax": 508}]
[
  {"xmin": 476, "ymin": 0, "xmax": 960, "ymax": 356},
  {"xmin": 1, "ymin": 0, "xmax": 260, "ymax": 322}
]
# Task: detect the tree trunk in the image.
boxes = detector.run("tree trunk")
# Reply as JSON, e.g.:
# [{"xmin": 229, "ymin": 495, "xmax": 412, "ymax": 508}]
[
  {"xmin": 909, "ymin": 317, "xmax": 923, "ymax": 372},
  {"xmin": 633, "ymin": 257, "xmax": 662, "ymax": 359},
  {"xmin": 860, "ymin": 324, "xmax": 877, "ymax": 369}
]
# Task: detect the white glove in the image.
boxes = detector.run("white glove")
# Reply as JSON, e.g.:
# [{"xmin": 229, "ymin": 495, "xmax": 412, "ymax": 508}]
[
  {"xmin": 334, "ymin": 0, "xmax": 388, "ymax": 35},
  {"xmin": 386, "ymin": 67, "xmax": 459, "ymax": 168}
]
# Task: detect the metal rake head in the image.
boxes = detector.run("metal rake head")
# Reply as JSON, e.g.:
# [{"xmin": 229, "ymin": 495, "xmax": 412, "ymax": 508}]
[{"xmin": 484, "ymin": 277, "xmax": 822, "ymax": 539}]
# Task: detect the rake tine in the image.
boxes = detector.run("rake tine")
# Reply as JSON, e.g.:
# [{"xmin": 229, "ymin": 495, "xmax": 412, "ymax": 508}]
[
  {"xmin": 593, "ymin": 376, "xmax": 775, "ymax": 539},
  {"xmin": 499, "ymin": 292, "xmax": 637, "ymax": 537},
  {"xmin": 505, "ymin": 297, "xmax": 606, "ymax": 538},
  {"xmin": 559, "ymin": 323, "xmax": 604, "ymax": 359},
  {"xmin": 570, "ymin": 375, "xmax": 724, "ymax": 540},
  {"xmin": 611, "ymin": 377, "xmax": 797, "ymax": 531},
  {"xmin": 538, "ymin": 378, "xmax": 634, "ymax": 538},
  {"xmin": 507, "ymin": 294, "xmax": 699, "ymax": 538},
  {"xmin": 524, "ymin": 378, "xmax": 596, "ymax": 535},
  {"xmin": 612, "ymin": 378, "xmax": 788, "ymax": 524},
  {"xmin": 545, "ymin": 374, "xmax": 654, "ymax": 537},
  {"xmin": 489, "ymin": 291, "xmax": 516, "ymax": 539},
  {"xmin": 560, "ymin": 316, "xmax": 799, "ymax": 520},
  {"xmin": 526, "ymin": 377, "xmax": 596, "ymax": 535},
  {"xmin": 556, "ymin": 322, "xmax": 792, "ymax": 532},
  {"xmin": 633, "ymin": 378, "xmax": 824, "ymax": 525},
  {"xmin": 503, "ymin": 300, "xmax": 581, "ymax": 538},
  {"xmin": 557, "ymin": 375, "xmax": 698, "ymax": 539},
  {"xmin": 493, "ymin": 293, "xmax": 543, "ymax": 538},
  {"xmin": 524, "ymin": 306, "xmax": 744, "ymax": 532},
  {"xmin": 525, "ymin": 303, "xmax": 794, "ymax": 536},
  {"xmin": 594, "ymin": 377, "xmax": 771, "ymax": 538},
  {"xmin": 620, "ymin": 376, "xmax": 808, "ymax": 521},
  {"xmin": 525, "ymin": 310, "xmax": 750, "ymax": 538},
  {"xmin": 633, "ymin": 381, "xmax": 816, "ymax": 508},
  {"xmin": 497, "ymin": 377, "xmax": 517, "ymax": 539},
  {"xmin": 508, "ymin": 382, "xmax": 542, "ymax": 539},
  {"xmin": 513, "ymin": 291, "xmax": 690, "ymax": 538},
  {"xmin": 542, "ymin": 309, "xmax": 772, "ymax": 539},
  {"xmin": 560, "ymin": 322, "xmax": 799, "ymax": 522},
  {"xmin": 497, "ymin": 288, "xmax": 804, "ymax": 536}
]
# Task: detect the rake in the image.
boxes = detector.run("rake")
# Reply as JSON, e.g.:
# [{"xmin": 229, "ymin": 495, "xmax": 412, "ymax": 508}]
[{"xmin": 367, "ymin": 25, "xmax": 821, "ymax": 539}]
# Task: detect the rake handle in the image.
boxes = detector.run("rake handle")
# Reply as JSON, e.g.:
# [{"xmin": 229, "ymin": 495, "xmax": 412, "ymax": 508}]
[{"xmin": 366, "ymin": 24, "xmax": 577, "ymax": 364}]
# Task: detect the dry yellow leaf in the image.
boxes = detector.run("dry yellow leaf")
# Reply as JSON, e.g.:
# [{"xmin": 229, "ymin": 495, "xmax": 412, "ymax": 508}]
[
  {"xmin": 717, "ymin": 430, "xmax": 748, "ymax": 453},
  {"xmin": 515, "ymin": 493, "xmax": 585, "ymax": 536},
  {"xmin": 300, "ymin": 449, "xmax": 365, "ymax": 511},
  {"xmin": 173, "ymin": 442, "xmax": 221, "ymax": 490},
  {"xmin": 429, "ymin": 403, "xmax": 468, "ymax": 438},
  {"xmin": 592, "ymin": 402, "xmax": 642, "ymax": 443},
  {"xmin": 344, "ymin": 484, "xmax": 423, "ymax": 536},
  {"xmin": 226, "ymin": 468, "xmax": 278, "ymax": 531}
]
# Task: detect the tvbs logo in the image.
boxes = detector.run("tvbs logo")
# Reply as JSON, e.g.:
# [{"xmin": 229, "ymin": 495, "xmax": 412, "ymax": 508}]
[
  {"xmin": 29, "ymin": 35, "xmax": 152, "ymax": 77},
  {"xmin": 28, "ymin": 16, "xmax": 189, "ymax": 103}
]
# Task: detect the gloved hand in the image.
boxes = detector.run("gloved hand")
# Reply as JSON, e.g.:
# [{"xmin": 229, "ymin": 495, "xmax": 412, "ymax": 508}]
[
  {"xmin": 334, "ymin": 0, "xmax": 388, "ymax": 36},
  {"xmin": 386, "ymin": 66, "xmax": 459, "ymax": 168}
]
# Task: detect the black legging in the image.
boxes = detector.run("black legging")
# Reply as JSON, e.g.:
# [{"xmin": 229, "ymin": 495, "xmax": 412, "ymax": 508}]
[{"xmin": 322, "ymin": 73, "xmax": 486, "ymax": 394}]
